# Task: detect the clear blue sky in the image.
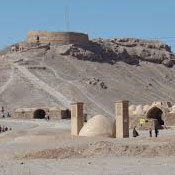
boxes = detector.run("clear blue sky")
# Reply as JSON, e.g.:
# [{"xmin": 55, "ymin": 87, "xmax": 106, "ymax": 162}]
[{"xmin": 1, "ymin": 0, "xmax": 175, "ymax": 50}]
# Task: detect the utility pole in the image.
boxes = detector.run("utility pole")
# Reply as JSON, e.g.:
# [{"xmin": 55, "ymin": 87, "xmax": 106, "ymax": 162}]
[{"xmin": 65, "ymin": 0, "xmax": 70, "ymax": 31}]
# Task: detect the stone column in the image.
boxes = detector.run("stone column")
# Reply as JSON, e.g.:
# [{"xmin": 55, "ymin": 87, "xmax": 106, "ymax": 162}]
[
  {"xmin": 71, "ymin": 102, "xmax": 84, "ymax": 136},
  {"xmin": 115, "ymin": 100, "xmax": 129, "ymax": 138}
]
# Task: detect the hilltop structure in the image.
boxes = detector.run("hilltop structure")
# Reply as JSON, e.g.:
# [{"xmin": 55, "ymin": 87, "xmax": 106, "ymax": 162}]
[{"xmin": 27, "ymin": 31, "xmax": 89, "ymax": 45}]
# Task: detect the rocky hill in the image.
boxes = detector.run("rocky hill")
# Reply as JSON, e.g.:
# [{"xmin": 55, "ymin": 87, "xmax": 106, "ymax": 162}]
[{"xmin": 1, "ymin": 38, "xmax": 175, "ymax": 117}]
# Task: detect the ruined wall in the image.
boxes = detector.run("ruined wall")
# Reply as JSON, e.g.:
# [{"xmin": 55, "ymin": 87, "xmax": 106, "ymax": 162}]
[
  {"xmin": 27, "ymin": 31, "xmax": 89, "ymax": 45},
  {"xmin": 14, "ymin": 107, "xmax": 70, "ymax": 120}
]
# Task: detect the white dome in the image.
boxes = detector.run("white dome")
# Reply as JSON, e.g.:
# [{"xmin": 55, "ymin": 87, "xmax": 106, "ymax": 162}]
[
  {"xmin": 136, "ymin": 105, "xmax": 143, "ymax": 111},
  {"xmin": 129, "ymin": 105, "xmax": 136, "ymax": 115},
  {"xmin": 133, "ymin": 105, "xmax": 144, "ymax": 115},
  {"xmin": 172, "ymin": 105, "xmax": 175, "ymax": 110},
  {"xmin": 79, "ymin": 115, "xmax": 115, "ymax": 137},
  {"xmin": 169, "ymin": 105, "xmax": 175, "ymax": 113},
  {"xmin": 143, "ymin": 105, "xmax": 150, "ymax": 112},
  {"xmin": 129, "ymin": 105, "xmax": 136, "ymax": 111}
]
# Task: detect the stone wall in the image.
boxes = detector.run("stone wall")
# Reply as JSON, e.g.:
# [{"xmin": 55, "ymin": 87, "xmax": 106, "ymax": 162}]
[
  {"xmin": 14, "ymin": 107, "xmax": 70, "ymax": 120},
  {"xmin": 27, "ymin": 31, "xmax": 89, "ymax": 45}
]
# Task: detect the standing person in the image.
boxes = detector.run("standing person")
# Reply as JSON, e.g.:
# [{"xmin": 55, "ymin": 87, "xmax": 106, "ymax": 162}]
[
  {"xmin": 149, "ymin": 128, "xmax": 152, "ymax": 137},
  {"xmin": 2, "ymin": 126, "xmax": 5, "ymax": 132},
  {"xmin": 7, "ymin": 112, "xmax": 11, "ymax": 118},
  {"xmin": 133, "ymin": 127, "xmax": 139, "ymax": 137},
  {"xmin": 5, "ymin": 127, "xmax": 8, "ymax": 131},
  {"xmin": 1, "ymin": 106, "xmax": 4, "ymax": 113},
  {"xmin": 155, "ymin": 129, "xmax": 159, "ymax": 138},
  {"xmin": 45, "ymin": 114, "xmax": 48, "ymax": 120}
]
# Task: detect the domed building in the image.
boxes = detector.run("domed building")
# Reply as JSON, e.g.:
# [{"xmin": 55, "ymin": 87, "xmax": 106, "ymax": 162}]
[
  {"xmin": 143, "ymin": 105, "xmax": 150, "ymax": 112},
  {"xmin": 79, "ymin": 115, "xmax": 115, "ymax": 137},
  {"xmin": 129, "ymin": 105, "xmax": 136, "ymax": 115},
  {"xmin": 133, "ymin": 105, "xmax": 144, "ymax": 115}
]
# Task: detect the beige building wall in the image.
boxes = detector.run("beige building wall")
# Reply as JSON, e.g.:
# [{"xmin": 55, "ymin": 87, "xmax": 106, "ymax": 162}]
[
  {"xmin": 115, "ymin": 101, "xmax": 129, "ymax": 138},
  {"xmin": 14, "ymin": 107, "xmax": 69, "ymax": 120},
  {"xmin": 71, "ymin": 102, "xmax": 84, "ymax": 136},
  {"xmin": 27, "ymin": 31, "xmax": 89, "ymax": 45}
]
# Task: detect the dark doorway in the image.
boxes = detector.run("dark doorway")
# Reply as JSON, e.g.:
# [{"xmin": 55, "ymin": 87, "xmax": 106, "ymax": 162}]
[
  {"xmin": 33, "ymin": 109, "xmax": 46, "ymax": 119},
  {"xmin": 155, "ymin": 109, "xmax": 164, "ymax": 125},
  {"xmin": 36, "ymin": 35, "xmax": 40, "ymax": 43},
  {"xmin": 146, "ymin": 107, "xmax": 164, "ymax": 129}
]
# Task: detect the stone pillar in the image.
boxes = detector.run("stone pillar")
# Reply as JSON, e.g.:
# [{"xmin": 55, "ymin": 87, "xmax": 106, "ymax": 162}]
[
  {"xmin": 71, "ymin": 102, "xmax": 84, "ymax": 136},
  {"xmin": 115, "ymin": 100, "xmax": 129, "ymax": 138}
]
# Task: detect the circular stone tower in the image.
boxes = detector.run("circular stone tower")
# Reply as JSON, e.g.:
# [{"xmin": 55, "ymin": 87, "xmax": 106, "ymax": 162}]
[{"xmin": 27, "ymin": 31, "xmax": 89, "ymax": 45}]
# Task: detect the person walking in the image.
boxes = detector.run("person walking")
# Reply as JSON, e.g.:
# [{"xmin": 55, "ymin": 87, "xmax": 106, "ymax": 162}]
[
  {"xmin": 7, "ymin": 112, "xmax": 11, "ymax": 118},
  {"xmin": 45, "ymin": 114, "xmax": 48, "ymax": 120},
  {"xmin": 155, "ymin": 128, "xmax": 159, "ymax": 138},
  {"xmin": 149, "ymin": 128, "xmax": 152, "ymax": 137},
  {"xmin": 5, "ymin": 127, "xmax": 8, "ymax": 131},
  {"xmin": 2, "ymin": 126, "xmax": 5, "ymax": 132},
  {"xmin": 1, "ymin": 106, "xmax": 4, "ymax": 113},
  {"xmin": 133, "ymin": 127, "xmax": 139, "ymax": 137}
]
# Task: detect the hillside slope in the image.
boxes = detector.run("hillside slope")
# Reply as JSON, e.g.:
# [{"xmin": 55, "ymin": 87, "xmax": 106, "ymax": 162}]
[{"xmin": 0, "ymin": 38, "xmax": 175, "ymax": 117}]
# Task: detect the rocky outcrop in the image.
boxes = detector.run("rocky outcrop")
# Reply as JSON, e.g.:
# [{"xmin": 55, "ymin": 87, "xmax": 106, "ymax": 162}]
[
  {"xmin": 55, "ymin": 38, "xmax": 175, "ymax": 66},
  {"xmin": 93, "ymin": 38, "xmax": 175, "ymax": 65},
  {"xmin": 82, "ymin": 77, "xmax": 108, "ymax": 89},
  {"xmin": 162, "ymin": 59, "xmax": 174, "ymax": 68},
  {"xmin": 57, "ymin": 45, "xmax": 98, "ymax": 61}
]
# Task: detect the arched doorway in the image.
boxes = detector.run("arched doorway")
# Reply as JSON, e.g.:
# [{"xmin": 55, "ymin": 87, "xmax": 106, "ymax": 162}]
[
  {"xmin": 146, "ymin": 106, "xmax": 165, "ymax": 129},
  {"xmin": 33, "ymin": 109, "xmax": 46, "ymax": 119}
]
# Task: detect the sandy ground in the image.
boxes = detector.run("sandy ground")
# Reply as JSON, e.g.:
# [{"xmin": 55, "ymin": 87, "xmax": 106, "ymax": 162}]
[
  {"xmin": 0, "ymin": 119, "xmax": 175, "ymax": 174},
  {"xmin": 2, "ymin": 157, "xmax": 175, "ymax": 175}
]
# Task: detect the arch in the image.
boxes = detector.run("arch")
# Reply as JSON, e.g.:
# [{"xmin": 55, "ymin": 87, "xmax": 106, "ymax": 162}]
[
  {"xmin": 146, "ymin": 106, "xmax": 165, "ymax": 128},
  {"xmin": 19, "ymin": 46, "xmax": 24, "ymax": 51},
  {"xmin": 33, "ymin": 109, "xmax": 46, "ymax": 119},
  {"xmin": 36, "ymin": 35, "xmax": 40, "ymax": 43},
  {"xmin": 11, "ymin": 46, "xmax": 17, "ymax": 52}
]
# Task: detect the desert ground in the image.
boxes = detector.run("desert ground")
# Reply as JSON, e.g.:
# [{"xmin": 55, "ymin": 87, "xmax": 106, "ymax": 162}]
[
  {"xmin": 1, "ymin": 38, "xmax": 175, "ymax": 174},
  {"xmin": 0, "ymin": 118, "xmax": 175, "ymax": 175}
]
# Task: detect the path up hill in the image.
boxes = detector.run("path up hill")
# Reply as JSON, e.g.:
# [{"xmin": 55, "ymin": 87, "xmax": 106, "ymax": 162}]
[{"xmin": 0, "ymin": 38, "xmax": 175, "ymax": 117}]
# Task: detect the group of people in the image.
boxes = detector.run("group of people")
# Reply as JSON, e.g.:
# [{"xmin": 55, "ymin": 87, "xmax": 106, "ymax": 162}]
[
  {"xmin": 0, "ymin": 125, "xmax": 11, "ymax": 133},
  {"xmin": 1, "ymin": 112, "xmax": 11, "ymax": 118},
  {"xmin": 133, "ymin": 127, "xmax": 159, "ymax": 138},
  {"xmin": 1, "ymin": 106, "xmax": 11, "ymax": 118}
]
